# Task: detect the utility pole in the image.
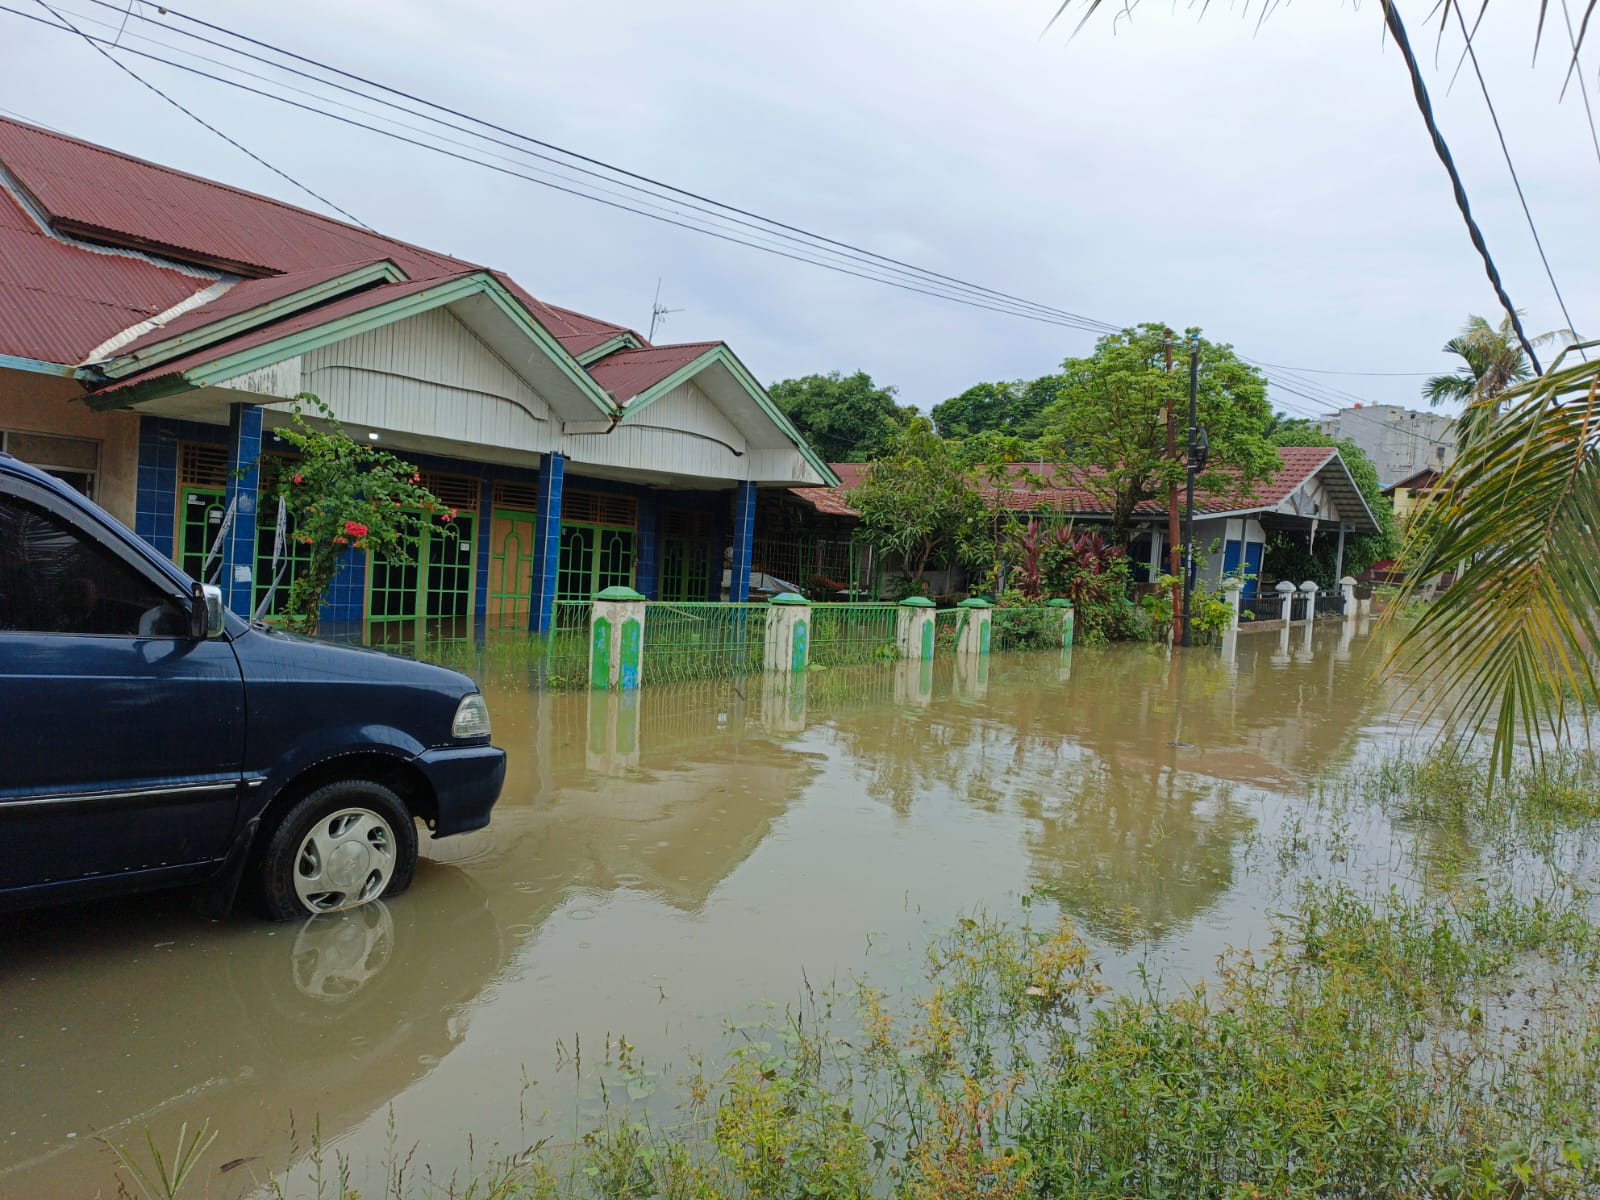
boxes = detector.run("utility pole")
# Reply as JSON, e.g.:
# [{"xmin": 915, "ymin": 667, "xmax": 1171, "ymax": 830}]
[
  {"xmin": 1164, "ymin": 330, "xmax": 1182, "ymax": 643},
  {"xmin": 1181, "ymin": 333, "xmax": 1200, "ymax": 648}
]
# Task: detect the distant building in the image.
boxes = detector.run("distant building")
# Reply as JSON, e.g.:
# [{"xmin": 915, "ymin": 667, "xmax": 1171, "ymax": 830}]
[
  {"xmin": 1385, "ymin": 466, "xmax": 1442, "ymax": 526},
  {"xmin": 1314, "ymin": 404, "xmax": 1456, "ymax": 488}
]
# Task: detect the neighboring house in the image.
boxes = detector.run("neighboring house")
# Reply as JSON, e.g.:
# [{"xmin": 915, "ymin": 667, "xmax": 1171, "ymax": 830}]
[
  {"xmin": 790, "ymin": 448, "xmax": 1380, "ymax": 611},
  {"xmin": 1386, "ymin": 466, "xmax": 1442, "ymax": 526},
  {"xmin": 1314, "ymin": 404, "xmax": 1455, "ymax": 488},
  {"xmin": 0, "ymin": 117, "xmax": 836, "ymax": 640}
]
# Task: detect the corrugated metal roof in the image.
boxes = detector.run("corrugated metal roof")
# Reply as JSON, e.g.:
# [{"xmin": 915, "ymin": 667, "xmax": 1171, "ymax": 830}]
[
  {"xmin": 536, "ymin": 302, "xmax": 646, "ymax": 357},
  {"xmin": 0, "ymin": 118, "xmax": 468, "ymax": 280},
  {"xmin": 114, "ymin": 258, "xmax": 399, "ymax": 357},
  {"xmin": 92, "ymin": 274, "xmax": 474, "ymax": 398},
  {"xmin": 589, "ymin": 342, "xmax": 721, "ymax": 402},
  {"xmin": 785, "ymin": 449, "xmax": 1377, "ymax": 534},
  {"xmin": 0, "ymin": 183, "xmax": 213, "ymax": 363}
]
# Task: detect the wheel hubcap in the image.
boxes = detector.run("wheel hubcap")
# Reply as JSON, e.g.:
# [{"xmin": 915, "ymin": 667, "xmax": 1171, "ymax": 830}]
[{"xmin": 293, "ymin": 807, "xmax": 397, "ymax": 913}]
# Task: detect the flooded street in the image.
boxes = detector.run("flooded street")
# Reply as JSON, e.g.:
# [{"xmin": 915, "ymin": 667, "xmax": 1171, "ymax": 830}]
[{"xmin": 1, "ymin": 620, "xmax": 1415, "ymax": 1198}]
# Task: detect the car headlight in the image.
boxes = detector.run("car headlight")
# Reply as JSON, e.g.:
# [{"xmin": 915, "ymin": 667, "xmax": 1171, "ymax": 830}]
[{"xmin": 451, "ymin": 693, "xmax": 492, "ymax": 740}]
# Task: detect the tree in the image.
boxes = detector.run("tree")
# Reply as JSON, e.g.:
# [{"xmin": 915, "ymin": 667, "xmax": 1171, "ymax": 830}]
[
  {"xmin": 847, "ymin": 418, "xmax": 982, "ymax": 585},
  {"xmin": 931, "ymin": 375, "xmax": 1064, "ymax": 443},
  {"xmin": 1423, "ymin": 314, "xmax": 1535, "ymax": 410},
  {"xmin": 1037, "ymin": 324, "xmax": 1278, "ymax": 547},
  {"xmin": 767, "ymin": 371, "xmax": 909, "ymax": 462},
  {"xmin": 267, "ymin": 397, "xmax": 454, "ymax": 636}
]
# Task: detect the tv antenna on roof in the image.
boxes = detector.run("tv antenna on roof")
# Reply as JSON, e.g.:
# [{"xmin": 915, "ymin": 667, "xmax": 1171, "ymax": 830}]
[{"xmin": 649, "ymin": 278, "xmax": 683, "ymax": 342}]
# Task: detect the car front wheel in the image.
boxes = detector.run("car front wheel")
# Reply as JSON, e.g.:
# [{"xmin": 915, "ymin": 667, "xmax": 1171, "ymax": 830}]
[{"xmin": 259, "ymin": 780, "xmax": 418, "ymax": 921}]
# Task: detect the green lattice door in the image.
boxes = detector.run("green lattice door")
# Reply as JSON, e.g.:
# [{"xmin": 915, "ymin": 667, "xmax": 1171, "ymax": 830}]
[
  {"xmin": 557, "ymin": 490, "xmax": 637, "ymax": 600},
  {"xmin": 368, "ymin": 514, "xmax": 476, "ymax": 646},
  {"xmin": 178, "ymin": 486, "xmax": 225, "ymax": 585},
  {"xmin": 659, "ymin": 508, "xmax": 714, "ymax": 602}
]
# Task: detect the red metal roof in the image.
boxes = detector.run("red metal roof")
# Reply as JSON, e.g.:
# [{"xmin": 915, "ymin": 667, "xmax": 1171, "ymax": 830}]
[
  {"xmin": 114, "ymin": 258, "xmax": 401, "ymax": 357},
  {"xmin": 535, "ymin": 303, "xmax": 646, "ymax": 358},
  {"xmin": 788, "ymin": 448, "xmax": 1344, "ymax": 523},
  {"xmin": 0, "ymin": 182, "xmax": 213, "ymax": 364},
  {"xmin": 92, "ymin": 274, "xmax": 473, "ymax": 398},
  {"xmin": 0, "ymin": 118, "xmax": 467, "ymax": 280},
  {"xmin": 589, "ymin": 342, "xmax": 721, "ymax": 402}
]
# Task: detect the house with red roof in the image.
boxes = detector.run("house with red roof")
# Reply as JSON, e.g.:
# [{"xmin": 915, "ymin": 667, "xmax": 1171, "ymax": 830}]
[
  {"xmin": 0, "ymin": 117, "xmax": 837, "ymax": 637},
  {"xmin": 790, "ymin": 447, "xmax": 1379, "ymax": 610}
]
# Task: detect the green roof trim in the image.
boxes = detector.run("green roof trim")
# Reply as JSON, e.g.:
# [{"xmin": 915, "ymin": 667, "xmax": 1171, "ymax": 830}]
[
  {"xmin": 98, "ymin": 260, "xmax": 408, "ymax": 379},
  {"xmin": 575, "ymin": 332, "xmax": 643, "ymax": 366},
  {"xmin": 616, "ymin": 344, "xmax": 839, "ymax": 487},
  {"xmin": 89, "ymin": 273, "xmax": 615, "ymax": 416}
]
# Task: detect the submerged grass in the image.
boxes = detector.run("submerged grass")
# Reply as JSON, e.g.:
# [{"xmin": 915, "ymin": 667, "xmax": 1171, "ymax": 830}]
[{"xmin": 112, "ymin": 750, "xmax": 1600, "ymax": 1199}]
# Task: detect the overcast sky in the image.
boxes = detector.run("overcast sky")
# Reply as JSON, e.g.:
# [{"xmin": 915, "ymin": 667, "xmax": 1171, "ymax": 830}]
[{"xmin": 4, "ymin": 0, "xmax": 1595, "ymax": 422}]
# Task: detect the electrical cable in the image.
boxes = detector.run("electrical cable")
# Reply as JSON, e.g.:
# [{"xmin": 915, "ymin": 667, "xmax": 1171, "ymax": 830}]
[
  {"xmin": 25, "ymin": 0, "xmax": 366, "ymax": 226},
  {"xmin": 1379, "ymin": 0, "xmax": 1543, "ymax": 373},
  {"xmin": 56, "ymin": 0, "xmax": 1120, "ymax": 333},
  {"xmin": 1450, "ymin": 2, "xmax": 1585, "ymax": 355}
]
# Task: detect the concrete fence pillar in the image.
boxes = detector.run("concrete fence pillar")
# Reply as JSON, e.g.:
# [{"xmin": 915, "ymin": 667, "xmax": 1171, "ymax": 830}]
[
  {"xmin": 956, "ymin": 597, "xmax": 993, "ymax": 656},
  {"xmin": 1221, "ymin": 578, "xmax": 1244, "ymax": 633},
  {"xmin": 1047, "ymin": 597, "xmax": 1075, "ymax": 649},
  {"xmin": 1339, "ymin": 575, "xmax": 1357, "ymax": 616},
  {"xmin": 590, "ymin": 586, "xmax": 645, "ymax": 690},
  {"xmin": 1275, "ymin": 580, "xmax": 1296, "ymax": 624},
  {"xmin": 896, "ymin": 595, "xmax": 937, "ymax": 660},
  {"xmin": 1298, "ymin": 580, "xmax": 1319, "ymax": 623},
  {"xmin": 764, "ymin": 592, "xmax": 811, "ymax": 674}
]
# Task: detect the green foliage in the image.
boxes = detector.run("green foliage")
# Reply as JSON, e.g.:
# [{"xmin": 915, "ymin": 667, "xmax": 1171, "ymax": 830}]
[
  {"xmin": 1270, "ymin": 425, "xmax": 1399, "ymax": 580},
  {"xmin": 991, "ymin": 593, "xmax": 1065, "ymax": 651},
  {"xmin": 266, "ymin": 396, "xmax": 454, "ymax": 635},
  {"xmin": 767, "ymin": 370, "xmax": 911, "ymax": 462},
  {"xmin": 848, "ymin": 418, "xmax": 984, "ymax": 583},
  {"xmin": 931, "ymin": 377, "xmax": 1058, "ymax": 444},
  {"xmin": 1038, "ymin": 323, "xmax": 1278, "ymax": 545}
]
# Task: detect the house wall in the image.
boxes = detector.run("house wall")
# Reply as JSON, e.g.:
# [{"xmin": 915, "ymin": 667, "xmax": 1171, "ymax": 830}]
[
  {"xmin": 563, "ymin": 380, "xmax": 752, "ymax": 481},
  {"xmin": 1, "ymin": 369, "xmax": 141, "ymax": 526}
]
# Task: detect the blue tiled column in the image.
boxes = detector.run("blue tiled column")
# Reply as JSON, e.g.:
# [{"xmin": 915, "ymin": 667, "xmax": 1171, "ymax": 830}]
[
  {"xmin": 528, "ymin": 453, "xmax": 565, "ymax": 634},
  {"xmin": 635, "ymin": 493, "xmax": 660, "ymax": 599},
  {"xmin": 474, "ymin": 476, "xmax": 493, "ymax": 636},
  {"xmin": 729, "ymin": 480, "xmax": 756, "ymax": 603},
  {"xmin": 221, "ymin": 404, "xmax": 261, "ymax": 617},
  {"xmin": 134, "ymin": 417, "xmax": 179, "ymax": 559}
]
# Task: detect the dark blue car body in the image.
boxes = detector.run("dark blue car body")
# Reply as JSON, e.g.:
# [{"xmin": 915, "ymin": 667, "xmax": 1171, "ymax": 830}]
[{"xmin": 0, "ymin": 451, "xmax": 505, "ymax": 915}]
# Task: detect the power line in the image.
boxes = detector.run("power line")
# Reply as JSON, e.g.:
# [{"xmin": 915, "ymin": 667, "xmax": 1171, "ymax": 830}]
[
  {"xmin": 1450, "ymin": 2, "xmax": 1585, "ymax": 355},
  {"xmin": 7, "ymin": 3, "xmax": 1124, "ymax": 336},
  {"xmin": 1558, "ymin": 0, "xmax": 1600, "ymax": 180},
  {"xmin": 71, "ymin": 0, "xmax": 1122, "ymax": 335},
  {"xmin": 1379, "ymin": 0, "xmax": 1542, "ymax": 373},
  {"xmin": 25, "ymin": 0, "xmax": 365, "ymax": 226},
  {"xmin": 1243, "ymin": 359, "xmax": 1435, "ymax": 377}
]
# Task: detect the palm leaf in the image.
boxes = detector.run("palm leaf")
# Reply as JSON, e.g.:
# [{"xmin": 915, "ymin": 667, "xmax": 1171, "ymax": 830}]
[{"xmin": 1388, "ymin": 340, "xmax": 1600, "ymax": 775}]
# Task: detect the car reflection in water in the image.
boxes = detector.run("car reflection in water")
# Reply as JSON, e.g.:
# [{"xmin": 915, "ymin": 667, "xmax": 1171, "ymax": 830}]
[{"xmin": 0, "ymin": 862, "xmax": 501, "ymax": 1199}]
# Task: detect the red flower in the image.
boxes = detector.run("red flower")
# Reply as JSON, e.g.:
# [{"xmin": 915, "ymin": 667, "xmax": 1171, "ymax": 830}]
[
  {"xmin": 344, "ymin": 521, "xmax": 369, "ymax": 539},
  {"xmin": 292, "ymin": 474, "xmax": 303, "ymax": 485},
  {"xmin": 445, "ymin": 508, "xmax": 458, "ymax": 522},
  {"xmin": 332, "ymin": 535, "xmax": 349, "ymax": 546},
  {"xmin": 411, "ymin": 473, "xmax": 421, "ymax": 484}
]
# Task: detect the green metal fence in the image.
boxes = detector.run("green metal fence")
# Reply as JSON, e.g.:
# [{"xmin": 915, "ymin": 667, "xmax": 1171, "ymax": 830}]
[
  {"xmin": 545, "ymin": 600, "xmax": 593, "ymax": 688},
  {"xmin": 933, "ymin": 608, "xmax": 963, "ymax": 652},
  {"xmin": 641, "ymin": 602, "xmax": 768, "ymax": 686},
  {"xmin": 807, "ymin": 603, "xmax": 901, "ymax": 667}
]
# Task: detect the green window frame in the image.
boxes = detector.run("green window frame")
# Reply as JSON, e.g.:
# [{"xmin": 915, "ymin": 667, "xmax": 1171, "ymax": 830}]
[{"xmin": 367, "ymin": 513, "xmax": 477, "ymax": 646}]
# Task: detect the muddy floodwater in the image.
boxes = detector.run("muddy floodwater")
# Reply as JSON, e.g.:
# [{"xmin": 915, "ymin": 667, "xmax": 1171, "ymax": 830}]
[{"xmin": 1, "ymin": 619, "xmax": 1417, "ymax": 1197}]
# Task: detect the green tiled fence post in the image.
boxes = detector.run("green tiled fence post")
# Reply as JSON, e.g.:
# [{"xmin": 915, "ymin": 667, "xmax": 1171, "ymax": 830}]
[
  {"xmin": 591, "ymin": 585, "xmax": 645, "ymax": 690},
  {"xmin": 765, "ymin": 592, "xmax": 810, "ymax": 674},
  {"xmin": 956, "ymin": 596, "xmax": 993, "ymax": 656},
  {"xmin": 1048, "ymin": 597, "xmax": 1075, "ymax": 649},
  {"xmin": 896, "ymin": 595, "xmax": 936, "ymax": 660}
]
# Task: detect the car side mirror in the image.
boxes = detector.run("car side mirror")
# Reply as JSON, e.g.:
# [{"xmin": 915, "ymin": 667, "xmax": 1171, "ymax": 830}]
[{"xmin": 191, "ymin": 582, "xmax": 226, "ymax": 639}]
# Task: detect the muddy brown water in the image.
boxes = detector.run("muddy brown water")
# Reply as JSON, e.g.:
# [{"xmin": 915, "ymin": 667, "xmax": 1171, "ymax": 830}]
[{"xmin": 0, "ymin": 620, "xmax": 1415, "ymax": 1197}]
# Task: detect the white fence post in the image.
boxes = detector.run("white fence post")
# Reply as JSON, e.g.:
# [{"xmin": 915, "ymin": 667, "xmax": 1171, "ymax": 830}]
[{"xmin": 764, "ymin": 592, "xmax": 810, "ymax": 674}]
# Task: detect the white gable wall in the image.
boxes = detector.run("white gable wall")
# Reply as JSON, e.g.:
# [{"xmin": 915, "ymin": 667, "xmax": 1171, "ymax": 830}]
[{"xmin": 272, "ymin": 307, "xmax": 560, "ymax": 454}]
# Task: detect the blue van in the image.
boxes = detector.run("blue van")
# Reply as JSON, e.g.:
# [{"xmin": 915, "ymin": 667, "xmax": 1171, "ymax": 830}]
[{"xmin": 0, "ymin": 452, "xmax": 505, "ymax": 920}]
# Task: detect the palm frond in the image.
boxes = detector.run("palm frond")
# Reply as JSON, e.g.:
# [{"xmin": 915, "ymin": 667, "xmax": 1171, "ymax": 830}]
[
  {"xmin": 1388, "ymin": 339, "xmax": 1600, "ymax": 775},
  {"xmin": 1423, "ymin": 372, "xmax": 1474, "ymax": 406}
]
